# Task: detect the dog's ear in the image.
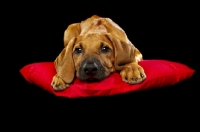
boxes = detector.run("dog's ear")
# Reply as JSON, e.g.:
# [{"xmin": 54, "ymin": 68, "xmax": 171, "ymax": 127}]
[
  {"xmin": 54, "ymin": 37, "xmax": 77, "ymax": 84},
  {"xmin": 105, "ymin": 34, "xmax": 136, "ymax": 70},
  {"xmin": 64, "ymin": 23, "xmax": 80, "ymax": 47}
]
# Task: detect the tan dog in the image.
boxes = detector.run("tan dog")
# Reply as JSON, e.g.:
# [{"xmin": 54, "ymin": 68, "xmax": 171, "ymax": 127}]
[{"xmin": 51, "ymin": 15, "xmax": 146, "ymax": 91}]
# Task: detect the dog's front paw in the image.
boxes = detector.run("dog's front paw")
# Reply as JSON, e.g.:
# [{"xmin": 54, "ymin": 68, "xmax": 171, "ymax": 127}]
[
  {"xmin": 51, "ymin": 74, "xmax": 69, "ymax": 91},
  {"xmin": 120, "ymin": 64, "xmax": 146, "ymax": 84}
]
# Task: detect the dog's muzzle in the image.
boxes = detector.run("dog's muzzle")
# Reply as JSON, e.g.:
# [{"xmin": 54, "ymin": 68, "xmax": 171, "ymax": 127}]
[{"xmin": 79, "ymin": 57, "xmax": 106, "ymax": 81}]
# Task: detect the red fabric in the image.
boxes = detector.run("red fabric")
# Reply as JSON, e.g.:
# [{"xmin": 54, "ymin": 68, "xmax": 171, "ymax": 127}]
[{"xmin": 20, "ymin": 60, "xmax": 195, "ymax": 98}]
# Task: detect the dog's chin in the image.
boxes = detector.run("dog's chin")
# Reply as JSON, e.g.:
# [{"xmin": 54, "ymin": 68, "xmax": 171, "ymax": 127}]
[{"xmin": 78, "ymin": 75, "xmax": 107, "ymax": 83}]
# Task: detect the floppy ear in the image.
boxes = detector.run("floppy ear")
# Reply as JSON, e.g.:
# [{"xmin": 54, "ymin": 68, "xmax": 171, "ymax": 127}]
[
  {"xmin": 64, "ymin": 23, "xmax": 80, "ymax": 47},
  {"xmin": 105, "ymin": 34, "xmax": 136, "ymax": 70},
  {"xmin": 54, "ymin": 37, "xmax": 77, "ymax": 84}
]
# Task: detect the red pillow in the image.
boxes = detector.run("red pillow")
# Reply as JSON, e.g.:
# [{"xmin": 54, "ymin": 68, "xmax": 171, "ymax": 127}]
[{"xmin": 20, "ymin": 60, "xmax": 195, "ymax": 98}]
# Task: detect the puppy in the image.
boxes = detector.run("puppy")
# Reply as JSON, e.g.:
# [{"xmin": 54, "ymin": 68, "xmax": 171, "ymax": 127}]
[{"xmin": 51, "ymin": 15, "xmax": 146, "ymax": 91}]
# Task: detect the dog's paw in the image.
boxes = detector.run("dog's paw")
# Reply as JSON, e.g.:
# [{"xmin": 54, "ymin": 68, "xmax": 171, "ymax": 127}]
[
  {"xmin": 120, "ymin": 64, "xmax": 146, "ymax": 84},
  {"xmin": 51, "ymin": 74, "xmax": 69, "ymax": 91}
]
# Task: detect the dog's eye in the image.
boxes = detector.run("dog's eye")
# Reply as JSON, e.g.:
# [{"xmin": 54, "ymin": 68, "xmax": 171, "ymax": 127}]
[
  {"xmin": 101, "ymin": 46, "xmax": 110, "ymax": 53},
  {"xmin": 74, "ymin": 47, "xmax": 82, "ymax": 54}
]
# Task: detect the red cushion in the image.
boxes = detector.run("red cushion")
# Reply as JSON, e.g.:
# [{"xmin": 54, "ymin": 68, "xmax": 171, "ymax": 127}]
[{"xmin": 20, "ymin": 60, "xmax": 195, "ymax": 98}]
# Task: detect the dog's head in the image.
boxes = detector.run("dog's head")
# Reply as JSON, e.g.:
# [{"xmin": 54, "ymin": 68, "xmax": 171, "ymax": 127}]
[{"xmin": 55, "ymin": 33, "xmax": 135, "ymax": 83}]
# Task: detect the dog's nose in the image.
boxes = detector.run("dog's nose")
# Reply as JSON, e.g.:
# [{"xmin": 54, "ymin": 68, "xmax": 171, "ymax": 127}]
[{"xmin": 83, "ymin": 62, "xmax": 98, "ymax": 76}]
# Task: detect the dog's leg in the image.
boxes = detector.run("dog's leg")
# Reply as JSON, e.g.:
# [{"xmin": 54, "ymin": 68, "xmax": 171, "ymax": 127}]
[
  {"xmin": 120, "ymin": 49, "xmax": 146, "ymax": 84},
  {"xmin": 120, "ymin": 62, "xmax": 146, "ymax": 84},
  {"xmin": 51, "ymin": 74, "xmax": 70, "ymax": 91}
]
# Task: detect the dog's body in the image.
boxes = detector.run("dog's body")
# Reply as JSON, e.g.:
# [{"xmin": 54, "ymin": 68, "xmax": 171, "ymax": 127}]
[{"xmin": 51, "ymin": 15, "xmax": 146, "ymax": 91}]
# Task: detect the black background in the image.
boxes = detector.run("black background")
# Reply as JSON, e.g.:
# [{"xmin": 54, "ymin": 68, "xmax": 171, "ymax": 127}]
[{"xmin": 7, "ymin": 1, "xmax": 199, "ymax": 128}]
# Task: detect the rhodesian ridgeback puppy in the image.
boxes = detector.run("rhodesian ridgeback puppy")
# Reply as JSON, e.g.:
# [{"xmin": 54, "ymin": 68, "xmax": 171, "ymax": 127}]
[{"xmin": 51, "ymin": 15, "xmax": 146, "ymax": 91}]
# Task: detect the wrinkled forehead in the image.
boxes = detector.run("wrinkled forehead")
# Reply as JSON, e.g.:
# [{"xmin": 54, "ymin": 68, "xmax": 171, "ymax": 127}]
[{"xmin": 75, "ymin": 33, "xmax": 112, "ymax": 48}]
